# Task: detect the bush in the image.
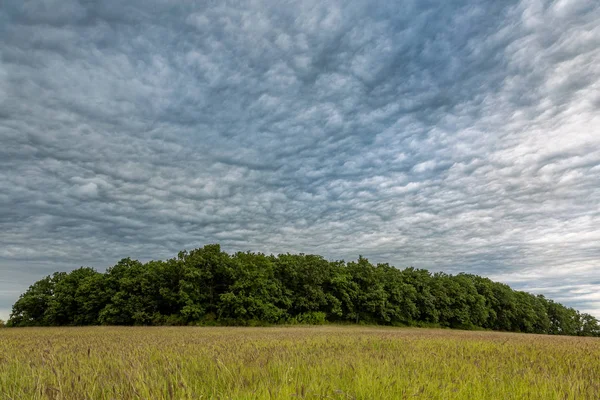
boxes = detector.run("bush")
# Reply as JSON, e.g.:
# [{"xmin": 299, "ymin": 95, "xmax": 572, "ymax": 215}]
[
  {"xmin": 194, "ymin": 313, "xmax": 218, "ymax": 326},
  {"xmin": 292, "ymin": 312, "xmax": 327, "ymax": 325}
]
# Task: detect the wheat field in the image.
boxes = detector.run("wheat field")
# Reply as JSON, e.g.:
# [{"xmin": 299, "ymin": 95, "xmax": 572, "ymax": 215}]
[{"xmin": 1, "ymin": 326, "xmax": 599, "ymax": 399}]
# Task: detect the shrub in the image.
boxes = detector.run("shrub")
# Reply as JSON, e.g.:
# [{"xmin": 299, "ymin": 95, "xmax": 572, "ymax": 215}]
[{"xmin": 294, "ymin": 312, "xmax": 327, "ymax": 325}]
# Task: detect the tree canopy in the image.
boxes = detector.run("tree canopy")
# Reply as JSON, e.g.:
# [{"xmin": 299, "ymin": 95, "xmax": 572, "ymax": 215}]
[{"xmin": 7, "ymin": 244, "xmax": 600, "ymax": 336}]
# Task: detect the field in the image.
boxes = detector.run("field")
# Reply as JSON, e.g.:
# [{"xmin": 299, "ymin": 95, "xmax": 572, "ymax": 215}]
[{"xmin": 1, "ymin": 326, "xmax": 599, "ymax": 399}]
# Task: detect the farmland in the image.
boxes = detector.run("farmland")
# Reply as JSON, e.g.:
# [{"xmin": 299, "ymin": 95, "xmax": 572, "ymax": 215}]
[{"xmin": 1, "ymin": 326, "xmax": 599, "ymax": 399}]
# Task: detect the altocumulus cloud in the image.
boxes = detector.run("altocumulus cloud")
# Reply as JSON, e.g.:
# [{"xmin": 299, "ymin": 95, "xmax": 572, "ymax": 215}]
[{"xmin": 1, "ymin": 0, "xmax": 599, "ymax": 320}]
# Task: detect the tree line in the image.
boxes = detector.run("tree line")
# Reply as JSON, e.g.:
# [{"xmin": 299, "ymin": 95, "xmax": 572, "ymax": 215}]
[{"xmin": 7, "ymin": 244, "xmax": 600, "ymax": 336}]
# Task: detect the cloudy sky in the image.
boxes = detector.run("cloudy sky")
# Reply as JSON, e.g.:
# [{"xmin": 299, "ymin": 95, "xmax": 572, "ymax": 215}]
[{"xmin": 1, "ymin": 0, "xmax": 600, "ymax": 321}]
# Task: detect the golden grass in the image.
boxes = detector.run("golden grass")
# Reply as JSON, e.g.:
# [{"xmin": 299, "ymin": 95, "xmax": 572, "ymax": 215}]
[{"xmin": 1, "ymin": 326, "xmax": 599, "ymax": 399}]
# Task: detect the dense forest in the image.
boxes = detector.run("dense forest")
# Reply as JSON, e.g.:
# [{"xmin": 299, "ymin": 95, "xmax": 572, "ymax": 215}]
[{"xmin": 7, "ymin": 244, "xmax": 600, "ymax": 336}]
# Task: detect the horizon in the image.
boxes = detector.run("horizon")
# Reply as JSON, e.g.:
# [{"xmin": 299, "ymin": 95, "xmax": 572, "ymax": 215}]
[{"xmin": 2, "ymin": 0, "xmax": 600, "ymax": 321}]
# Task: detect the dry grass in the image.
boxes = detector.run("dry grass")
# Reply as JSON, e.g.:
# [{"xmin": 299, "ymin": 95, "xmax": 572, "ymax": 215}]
[{"xmin": 1, "ymin": 326, "xmax": 599, "ymax": 399}]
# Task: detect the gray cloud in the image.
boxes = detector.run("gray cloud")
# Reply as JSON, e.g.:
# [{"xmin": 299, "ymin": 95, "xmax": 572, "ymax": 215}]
[{"xmin": 1, "ymin": 0, "xmax": 599, "ymax": 320}]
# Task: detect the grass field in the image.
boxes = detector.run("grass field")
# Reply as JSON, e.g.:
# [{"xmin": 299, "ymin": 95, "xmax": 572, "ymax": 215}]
[{"xmin": 1, "ymin": 326, "xmax": 599, "ymax": 399}]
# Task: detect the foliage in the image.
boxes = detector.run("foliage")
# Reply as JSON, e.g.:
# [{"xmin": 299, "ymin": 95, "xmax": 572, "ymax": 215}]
[
  {"xmin": 289, "ymin": 311, "xmax": 327, "ymax": 325},
  {"xmin": 7, "ymin": 244, "xmax": 600, "ymax": 336}
]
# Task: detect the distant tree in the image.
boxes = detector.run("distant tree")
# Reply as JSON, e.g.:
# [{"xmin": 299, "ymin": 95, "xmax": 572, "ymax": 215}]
[
  {"xmin": 0, "ymin": 319, "xmax": 5, "ymax": 328},
  {"xmin": 345, "ymin": 256, "xmax": 388, "ymax": 324},
  {"xmin": 401, "ymin": 268, "xmax": 439, "ymax": 324},
  {"xmin": 378, "ymin": 263, "xmax": 418, "ymax": 325},
  {"xmin": 274, "ymin": 253, "xmax": 332, "ymax": 318},
  {"xmin": 98, "ymin": 258, "xmax": 160, "ymax": 325},
  {"xmin": 218, "ymin": 251, "xmax": 287, "ymax": 324},
  {"xmin": 177, "ymin": 245, "xmax": 234, "ymax": 323},
  {"xmin": 9, "ymin": 272, "xmax": 65, "ymax": 326},
  {"xmin": 578, "ymin": 313, "xmax": 600, "ymax": 337},
  {"xmin": 45, "ymin": 267, "xmax": 102, "ymax": 326},
  {"xmin": 6, "ymin": 244, "xmax": 600, "ymax": 336}
]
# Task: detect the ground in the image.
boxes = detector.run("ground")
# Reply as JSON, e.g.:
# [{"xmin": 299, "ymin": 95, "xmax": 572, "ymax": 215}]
[{"xmin": 1, "ymin": 326, "xmax": 599, "ymax": 399}]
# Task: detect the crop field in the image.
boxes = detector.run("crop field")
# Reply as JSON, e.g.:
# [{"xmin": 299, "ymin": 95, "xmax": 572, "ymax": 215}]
[{"xmin": 1, "ymin": 326, "xmax": 599, "ymax": 399}]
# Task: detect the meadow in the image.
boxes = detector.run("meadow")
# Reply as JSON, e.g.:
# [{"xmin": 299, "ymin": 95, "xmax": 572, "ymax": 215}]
[{"xmin": 1, "ymin": 326, "xmax": 599, "ymax": 400}]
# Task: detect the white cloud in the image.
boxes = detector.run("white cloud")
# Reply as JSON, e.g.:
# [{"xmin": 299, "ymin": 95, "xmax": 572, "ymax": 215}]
[{"xmin": 73, "ymin": 182, "xmax": 99, "ymax": 199}]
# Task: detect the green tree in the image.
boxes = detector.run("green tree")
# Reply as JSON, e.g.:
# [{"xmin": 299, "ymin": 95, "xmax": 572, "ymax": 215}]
[
  {"xmin": 274, "ymin": 253, "xmax": 341, "ymax": 320},
  {"xmin": 177, "ymin": 244, "xmax": 235, "ymax": 323},
  {"xmin": 218, "ymin": 252, "xmax": 287, "ymax": 324},
  {"xmin": 45, "ymin": 267, "xmax": 102, "ymax": 326},
  {"xmin": 345, "ymin": 256, "xmax": 388, "ymax": 324},
  {"xmin": 378, "ymin": 263, "xmax": 418, "ymax": 325},
  {"xmin": 9, "ymin": 272, "xmax": 65, "ymax": 326},
  {"xmin": 7, "ymin": 244, "xmax": 597, "ymax": 336},
  {"xmin": 401, "ymin": 268, "xmax": 439, "ymax": 324},
  {"xmin": 98, "ymin": 258, "xmax": 149, "ymax": 325},
  {"xmin": 578, "ymin": 313, "xmax": 600, "ymax": 337}
]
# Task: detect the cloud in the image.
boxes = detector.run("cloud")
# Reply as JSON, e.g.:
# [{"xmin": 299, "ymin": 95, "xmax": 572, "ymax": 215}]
[{"xmin": 1, "ymin": 0, "xmax": 599, "ymax": 321}]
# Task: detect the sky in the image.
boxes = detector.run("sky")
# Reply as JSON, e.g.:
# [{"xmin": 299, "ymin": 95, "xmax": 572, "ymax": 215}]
[{"xmin": 1, "ymin": 0, "xmax": 600, "ymax": 322}]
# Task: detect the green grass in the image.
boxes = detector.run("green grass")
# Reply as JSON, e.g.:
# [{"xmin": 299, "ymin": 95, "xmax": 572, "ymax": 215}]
[{"xmin": 1, "ymin": 326, "xmax": 599, "ymax": 399}]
